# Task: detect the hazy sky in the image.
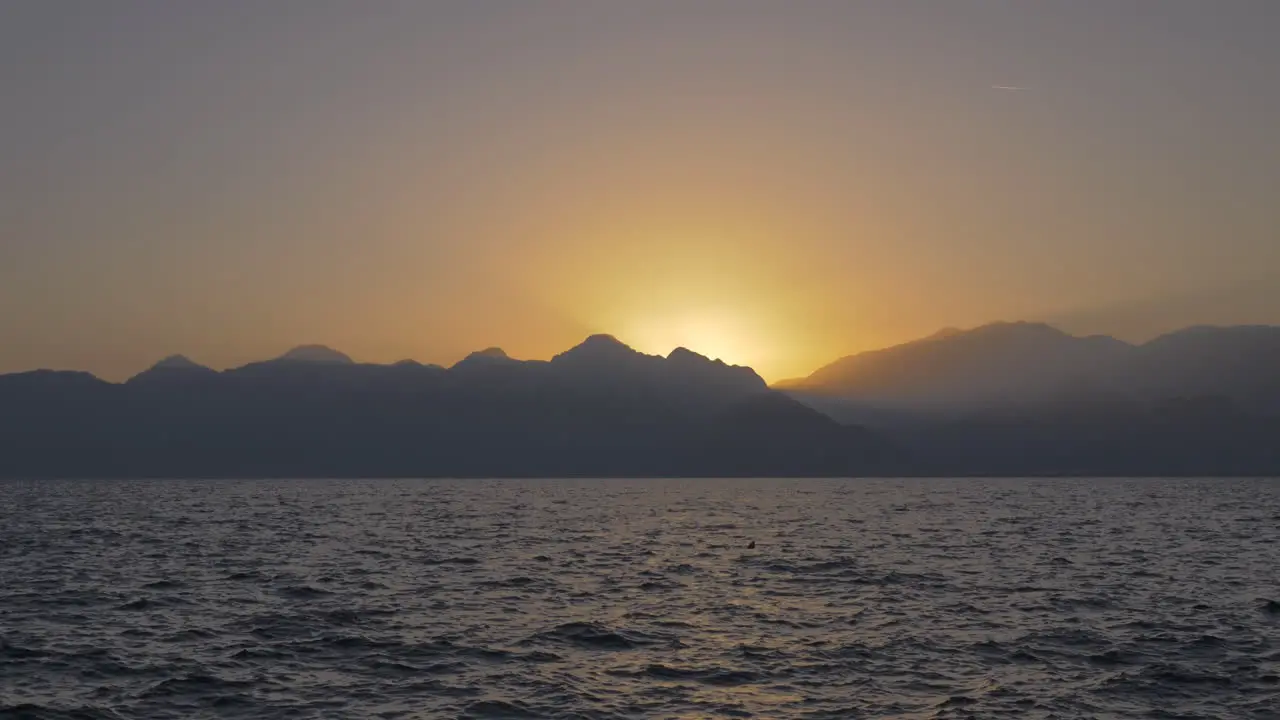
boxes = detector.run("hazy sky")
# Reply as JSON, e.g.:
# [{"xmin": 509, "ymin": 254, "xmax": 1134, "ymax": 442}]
[{"xmin": 3, "ymin": 1, "xmax": 1278, "ymax": 381}]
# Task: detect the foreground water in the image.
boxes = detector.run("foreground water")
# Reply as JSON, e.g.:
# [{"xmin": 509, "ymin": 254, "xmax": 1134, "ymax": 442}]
[{"xmin": 1, "ymin": 478, "xmax": 1278, "ymax": 719}]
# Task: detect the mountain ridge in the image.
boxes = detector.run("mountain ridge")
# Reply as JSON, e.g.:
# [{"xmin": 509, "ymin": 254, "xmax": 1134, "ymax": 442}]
[
  {"xmin": 781, "ymin": 321, "xmax": 1279, "ymax": 412},
  {"xmin": 0, "ymin": 334, "xmax": 886, "ymax": 479},
  {"xmin": 11, "ymin": 322, "xmax": 1279, "ymax": 411},
  {"xmin": 4, "ymin": 325, "xmax": 1280, "ymax": 478}
]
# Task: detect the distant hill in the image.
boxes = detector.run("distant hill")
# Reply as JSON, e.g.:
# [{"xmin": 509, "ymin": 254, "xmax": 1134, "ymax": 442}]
[
  {"xmin": 780, "ymin": 322, "xmax": 1132, "ymax": 408},
  {"xmin": 0, "ymin": 337, "xmax": 895, "ymax": 479},
  {"xmin": 1124, "ymin": 325, "xmax": 1280, "ymax": 412},
  {"xmin": 778, "ymin": 322, "xmax": 1280, "ymax": 475},
  {"xmin": 782, "ymin": 322, "xmax": 1280, "ymax": 413}
]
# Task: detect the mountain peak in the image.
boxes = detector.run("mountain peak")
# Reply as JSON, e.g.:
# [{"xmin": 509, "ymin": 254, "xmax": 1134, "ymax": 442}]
[
  {"xmin": 667, "ymin": 347, "xmax": 767, "ymax": 392},
  {"xmin": 971, "ymin": 321, "xmax": 1068, "ymax": 338},
  {"xmin": 127, "ymin": 354, "xmax": 216, "ymax": 384},
  {"xmin": 552, "ymin": 334, "xmax": 641, "ymax": 364},
  {"xmin": 667, "ymin": 346, "xmax": 732, "ymax": 368},
  {"xmin": 667, "ymin": 346, "xmax": 709, "ymax": 362},
  {"xmin": 452, "ymin": 346, "xmax": 517, "ymax": 370},
  {"xmin": 791, "ymin": 320, "xmax": 1132, "ymax": 405},
  {"xmin": 277, "ymin": 345, "xmax": 354, "ymax": 365},
  {"xmin": 580, "ymin": 334, "xmax": 630, "ymax": 351},
  {"xmin": 151, "ymin": 354, "xmax": 209, "ymax": 371}
]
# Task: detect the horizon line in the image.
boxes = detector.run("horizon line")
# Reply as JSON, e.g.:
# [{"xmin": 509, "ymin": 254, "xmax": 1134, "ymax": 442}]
[{"xmin": 4, "ymin": 320, "xmax": 1278, "ymax": 383}]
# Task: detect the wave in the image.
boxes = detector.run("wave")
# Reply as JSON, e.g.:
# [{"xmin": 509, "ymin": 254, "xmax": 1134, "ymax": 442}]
[{"xmin": 527, "ymin": 622, "xmax": 663, "ymax": 650}]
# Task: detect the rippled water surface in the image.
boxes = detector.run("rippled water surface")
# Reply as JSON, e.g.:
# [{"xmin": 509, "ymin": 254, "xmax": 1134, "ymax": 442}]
[{"xmin": 2, "ymin": 478, "xmax": 1279, "ymax": 719}]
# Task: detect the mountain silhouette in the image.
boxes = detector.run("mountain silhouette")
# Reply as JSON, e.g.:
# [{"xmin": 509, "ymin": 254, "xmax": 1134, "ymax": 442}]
[
  {"xmin": 126, "ymin": 355, "xmax": 218, "ymax": 386},
  {"xmin": 455, "ymin": 347, "xmax": 513, "ymax": 364},
  {"xmin": 0, "ymin": 336, "xmax": 893, "ymax": 479},
  {"xmin": 276, "ymin": 345, "xmax": 355, "ymax": 364},
  {"xmin": 551, "ymin": 333, "xmax": 635, "ymax": 364},
  {"xmin": 780, "ymin": 322, "xmax": 1132, "ymax": 408},
  {"xmin": 547, "ymin": 334, "xmax": 665, "ymax": 384},
  {"xmin": 780, "ymin": 322, "xmax": 1280, "ymax": 475},
  {"xmin": 4, "ymin": 325, "xmax": 1278, "ymax": 479},
  {"xmin": 784, "ymin": 322, "xmax": 1280, "ymax": 413},
  {"xmin": 151, "ymin": 354, "xmax": 210, "ymax": 371},
  {"xmin": 544, "ymin": 335, "xmax": 768, "ymax": 405},
  {"xmin": 1124, "ymin": 325, "xmax": 1280, "ymax": 412}
]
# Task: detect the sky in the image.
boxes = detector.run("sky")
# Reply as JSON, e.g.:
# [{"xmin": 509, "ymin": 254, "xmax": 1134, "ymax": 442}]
[{"xmin": 3, "ymin": 1, "xmax": 1278, "ymax": 382}]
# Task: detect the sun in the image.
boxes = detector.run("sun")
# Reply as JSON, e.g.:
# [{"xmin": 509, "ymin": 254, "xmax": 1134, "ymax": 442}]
[{"xmin": 622, "ymin": 311, "xmax": 760, "ymax": 370}]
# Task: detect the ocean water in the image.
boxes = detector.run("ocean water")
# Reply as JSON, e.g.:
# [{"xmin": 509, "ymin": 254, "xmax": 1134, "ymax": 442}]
[{"xmin": 1, "ymin": 478, "xmax": 1277, "ymax": 719}]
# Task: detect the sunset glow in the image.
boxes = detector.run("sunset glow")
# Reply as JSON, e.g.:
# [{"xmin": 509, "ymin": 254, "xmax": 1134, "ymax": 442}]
[
  {"xmin": 2, "ymin": 3, "xmax": 1277, "ymax": 384},
  {"xmin": 624, "ymin": 311, "xmax": 762, "ymax": 370},
  {"xmin": 5, "ymin": 5, "xmax": 1280, "ymax": 718}
]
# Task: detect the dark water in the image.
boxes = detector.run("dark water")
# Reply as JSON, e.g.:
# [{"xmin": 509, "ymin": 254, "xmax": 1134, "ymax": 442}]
[{"xmin": 1, "ymin": 479, "xmax": 1278, "ymax": 719}]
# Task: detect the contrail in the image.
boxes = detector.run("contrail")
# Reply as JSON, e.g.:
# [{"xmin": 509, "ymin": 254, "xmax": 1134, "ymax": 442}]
[{"xmin": 992, "ymin": 85, "xmax": 1027, "ymax": 91}]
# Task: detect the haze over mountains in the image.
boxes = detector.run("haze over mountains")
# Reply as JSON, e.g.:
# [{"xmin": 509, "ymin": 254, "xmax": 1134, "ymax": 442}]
[
  {"xmin": 778, "ymin": 322, "xmax": 1280, "ymax": 476},
  {"xmin": 2, "ymin": 323, "xmax": 1278, "ymax": 478},
  {"xmin": 780, "ymin": 321, "xmax": 1280, "ymax": 414}
]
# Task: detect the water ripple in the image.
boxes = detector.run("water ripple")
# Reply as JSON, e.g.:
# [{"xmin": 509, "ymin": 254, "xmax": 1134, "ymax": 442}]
[{"xmin": 1, "ymin": 477, "xmax": 1277, "ymax": 718}]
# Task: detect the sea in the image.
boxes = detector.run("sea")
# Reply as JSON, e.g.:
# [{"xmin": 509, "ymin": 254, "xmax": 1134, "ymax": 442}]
[{"xmin": 1, "ymin": 478, "xmax": 1277, "ymax": 719}]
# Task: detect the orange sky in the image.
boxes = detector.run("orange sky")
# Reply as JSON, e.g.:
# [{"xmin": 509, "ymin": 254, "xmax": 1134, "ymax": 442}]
[{"xmin": 3, "ymin": 2, "xmax": 1279, "ymax": 382}]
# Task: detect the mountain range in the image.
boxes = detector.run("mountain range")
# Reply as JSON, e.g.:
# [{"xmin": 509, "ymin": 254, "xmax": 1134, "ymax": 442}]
[
  {"xmin": 779, "ymin": 322, "xmax": 1280, "ymax": 476},
  {"xmin": 2, "ymin": 323, "xmax": 1278, "ymax": 478},
  {"xmin": 779, "ymin": 321, "xmax": 1280, "ymax": 413},
  {"xmin": 0, "ymin": 335, "xmax": 896, "ymax": 479}
]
